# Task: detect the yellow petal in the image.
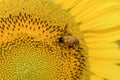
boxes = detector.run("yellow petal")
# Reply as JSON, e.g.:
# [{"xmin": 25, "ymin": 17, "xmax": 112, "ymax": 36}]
[
  {"xmin": 87, "ymin": 42, "xmax": 118, "ymax": 49},
  {"xmin": 90, "ymin": 74, "xmax": 104, "ymax": 80},
  {"xmin": 80, "ymin": 5, "xmax": 120, "ymax": 31},
  {"xmin": 88, "ymin": 41, "xmax": 120, "ymax": 62},
  {"xmin": 89, "ymin": 48, "xmax": 120, "ymax": 60},
  {"xmin": 83, "ymin": 25, "xmax": 120, "ymax": 42},
  {"xmin": 70, "ymin": 0, "xmax": 103, "ymax": 16},
  {"xmin": 69, "ymin": 0, "xmax": 120, "ymax": 22},
  {"xmin": 90, "ymin": 61, "xmax": 120, "ymax": 80}
]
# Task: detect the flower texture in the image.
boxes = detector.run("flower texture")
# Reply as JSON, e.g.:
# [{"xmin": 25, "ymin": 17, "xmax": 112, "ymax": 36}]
[{"xmin": 0, "ymin": 0, "xmax": 120, "ymax": 80}]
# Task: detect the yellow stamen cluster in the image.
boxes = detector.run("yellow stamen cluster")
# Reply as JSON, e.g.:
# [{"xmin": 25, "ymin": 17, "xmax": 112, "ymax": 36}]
[{"xmin": 0, "ymin": 0, "xmax": 89, "ymax": 80}]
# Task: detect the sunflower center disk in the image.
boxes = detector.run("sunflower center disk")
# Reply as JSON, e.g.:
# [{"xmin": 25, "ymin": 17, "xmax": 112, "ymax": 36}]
[{"xmin": 0, "ymin": 7, "xmax": 89, "ymax": 80}]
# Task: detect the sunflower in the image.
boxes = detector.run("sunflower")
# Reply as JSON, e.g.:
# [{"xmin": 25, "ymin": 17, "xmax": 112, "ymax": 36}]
[{"xmin": 0, "ymin": 0, "xmax": 120, "ymax": 80}]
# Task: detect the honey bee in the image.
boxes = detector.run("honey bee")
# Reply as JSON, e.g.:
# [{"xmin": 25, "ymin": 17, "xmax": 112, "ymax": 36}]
[{"xmin": 57, "ymin": 35, "xmax": 79, "ymax": 48}]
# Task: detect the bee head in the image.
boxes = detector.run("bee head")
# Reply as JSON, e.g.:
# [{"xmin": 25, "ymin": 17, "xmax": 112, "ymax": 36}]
[{"xmin": 56, "ymin": 36, "xmax": 65, "ymax": 43}]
